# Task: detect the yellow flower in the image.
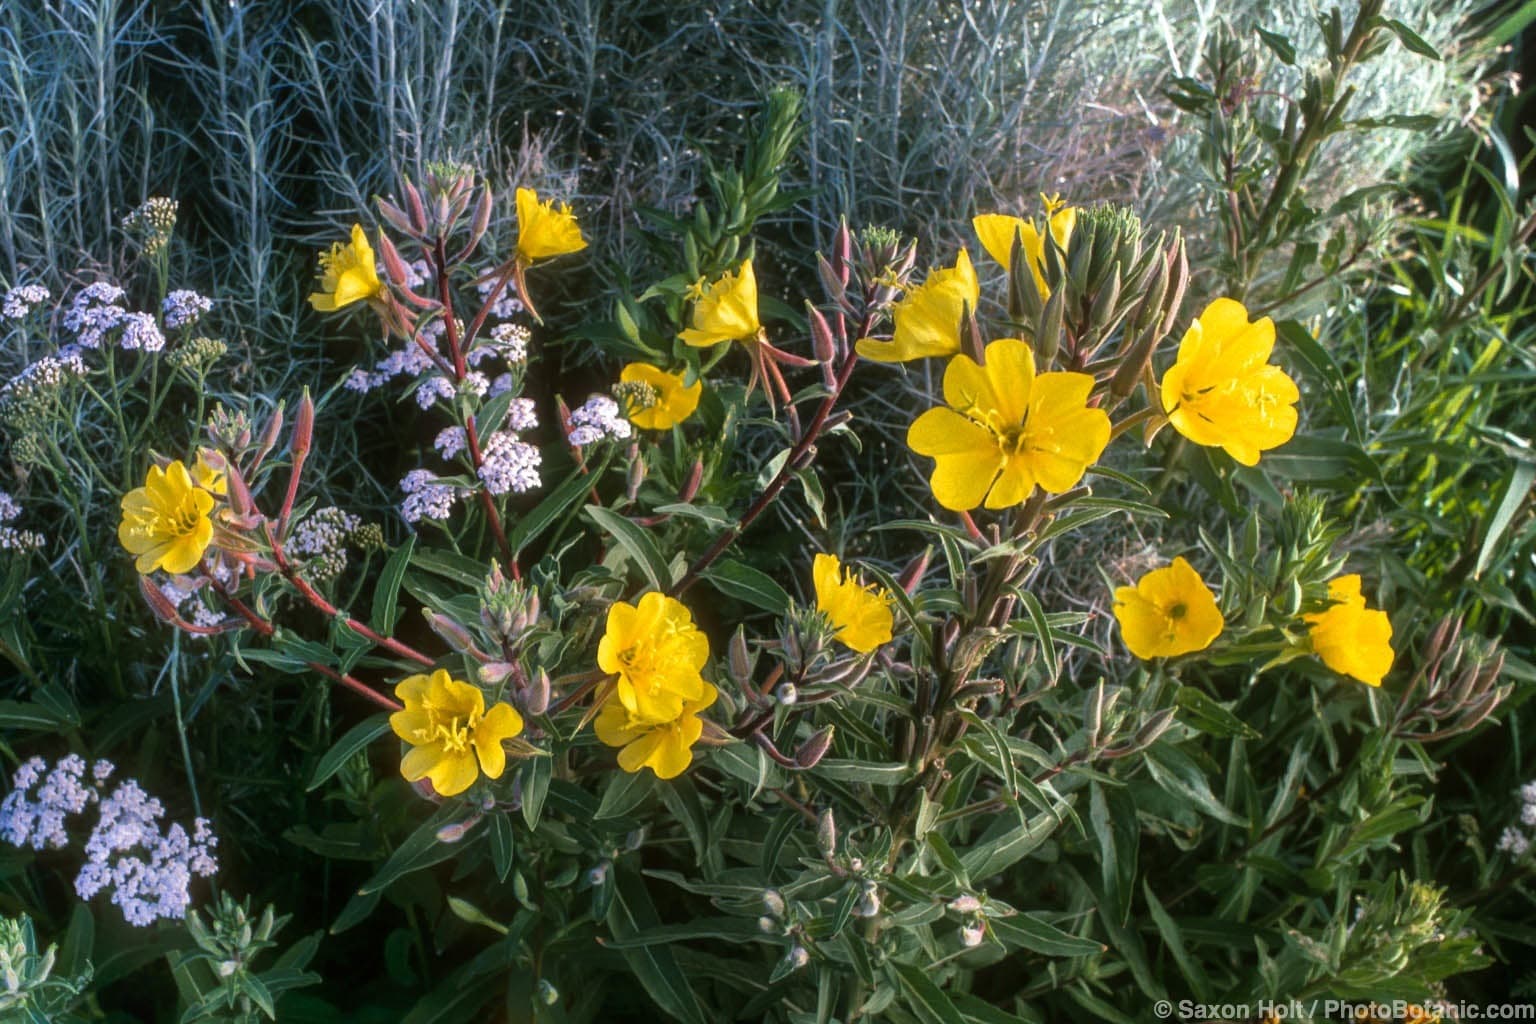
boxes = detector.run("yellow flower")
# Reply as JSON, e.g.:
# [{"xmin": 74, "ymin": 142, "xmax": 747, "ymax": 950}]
[
  {"xmin": 594, "ymin": 683, "xmax": 717, "ymax": 779},
  {"xmin": 515, "ymin": 187, "xmax": 587, "ymax": 264},
  {"xmin": 1303, "ymin": 575, "xmax": 1394, "ymax": 687},
  {"xmin": 308, "ymin": 224, "xmax": 383, "ymax": 312},
  {"xmin": 1112, "ymin": 556, "xmax": 1224, "ymax": 659},
  {"xmin": 118, "ymin": 460, "xmax": 215, "ymax": 575},
  {"xmin": 620, "ymin": 362, "xmax": 702, "ymax": 430},
  {"xmin": 1159, "ymin": 298, "xmax": 1300, "ymax": 466},
  {"xmin": 597, "ymin": 592, "xmax": 710, "ymax": 723},
  {"xmin": 193, "ymin": 448, "xmax": 227, "ymax": 496},
  {"xmin": 907, "ymin": 338, "xmax": 1111, "ymax": 510},
  {"xmin": 680, "ymin": 259, "xmax": 760, "ymax": 348},
  {"xmin": 390, "ymin": 669, "xmax": 525, "ymax": 797},
  {"xmin": 813, "ymin": 553, "xmax": 894, "ymax": 654},
  {"xmin": 973, "ymin": 196, "xmax": 1076, "ymax": 298},
  {"xmin": 856, "ymin": 249, "xmax": 979, "ymax": 363}
]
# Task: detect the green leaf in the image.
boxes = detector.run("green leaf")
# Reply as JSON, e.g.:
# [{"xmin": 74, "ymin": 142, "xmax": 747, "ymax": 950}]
[
  {"xmin": 507, "ymin": 458, "xmax": 607, "ymax": 556},
  {"xmin": 521, "ymin": 755, "xmax": 552, "ymax": 830},
  {"xmin": 490, "ymin": 812, "xmax": 515, "ymax": 884},
  {"xmin": 1017, "ymin": 590, "xmax": 1058, "ymax": 680},
  {"xmin": 1476, "ymin": 460, "xmax": 1536, "ymax": 577},
  {"xmin": 586, "ymin": 505, "xmax": 673, "ymax": 590},
  {"xmin": 0, "ymin": 699, "xmax": 64, "ymax": 732},
  {"xmin": 606, "ymin": 869, "xmax": 708, "ymax": 1024},
  {"xmin": 307, "ymin": 714, "xmax": 391, "ymax": 791},
  {"xmin": 472, "ymin": 389, "xmax": 516, "ymax": 438},
  {"xmin": 988, "ymin": 914, "xmax": 1104, "ymax": 957},
  {"xmin": 812, "ymin": 759, "xmax": 912, "ymax": 785},
  {"xmin": 1143, "ymin": 881, "xmax": 1211, "ymax": 1000},
  {"xmin": 359, "ymin": 805, "xmax": 465, "ymax": 895},
  {"xmin": 1174, "ymin": 686, "xmax": 1261, "ymax": 740},
  {"xmin": 701, "ymin": 559, "xmax": 791, "ymax": 614},
  {"xmin": 1374, "ymin": 16, "xmax": 1442, "ymax": 59},
  {"xmin": 1255, "ymin": 26, "xmax": 1296, "ymax": 64},
  {"xmin": 407, "ymin": 549, "xmax": 486, "ymax": 588},
  {"xmin": 371, "ymin": 535, "xmax": 416, "ymax": 634},
  {"xmin": 1144, "ymin": 745, "xmax": 1246, "ymax": 827},
  {"xmin": 596, "ymin": 769, "xmax": 656, "ymax": 820},
  {"xmin": 892, "ymin": 962, "xmax": 968, "ymax": 1024}
]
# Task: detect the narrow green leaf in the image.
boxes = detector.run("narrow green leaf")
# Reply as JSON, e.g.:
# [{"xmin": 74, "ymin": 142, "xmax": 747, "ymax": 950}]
[
  {"xmin": 307, "ymin": 714, "xmax": 391, "ymax": 791},
  {"xmin": 701, "ymin": 558, "xmax": 792, "ymax": 614},
  {"xmin": 506, "ymin": 458, "xmax": 607, "ymax": 556},
  {"xmin": 586, "ymin": 505, "xmax": 673, "ymax": 590},
  {"xmin": 370, "ymin": 535, "xmax": 415, "ymax": 634},
  {"xmin": 988, "ymin": 914, "xmax": 1103, "ymax": 957},
  {"xmin": 893, "ymin": 962, "xmax": 968, "ymax": 1024},
  {"xmin": 358, "ymin": 805, "xmax": 464, "ymax": 895}
]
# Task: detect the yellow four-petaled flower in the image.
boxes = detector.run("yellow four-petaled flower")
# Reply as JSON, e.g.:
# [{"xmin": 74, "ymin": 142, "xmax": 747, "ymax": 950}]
[
  {"xmin": 907, "ymin": 338, "xmax": 1110, "ymax": 510},
  {"xmin": 390, "ymin": 669, "xmax": 525, "ymax": 797},
  {"xmin": 620, "ymin": 362, "xmax": 703, "ymax": 430},
  {"xmin": 1112, "ymin": 556, "xmax": 1225, "ymax": 660},
  {"xmin": 594, "ymin": 683, "xmax": 718, "ymax": 780},
  {"xmin": 1159, "ymin": 298, "xmax": 1299, "ymax": 466},
  {"xmin": 118, "ymin": 460, "xmax": 217, "ymax": 575},
  {"xmin": 813, "ymin": 553, "xmax": 894, "ymax": 654}
]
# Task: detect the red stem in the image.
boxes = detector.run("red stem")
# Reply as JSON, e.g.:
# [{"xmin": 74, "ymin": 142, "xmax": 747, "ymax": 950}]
[
  {"xmin": 265, "ymin": 525, "xmax": 436, "ymax": 668},
  {"xmin": 670, "ymin": 304, "xmax": 874, "ymax": 598}
]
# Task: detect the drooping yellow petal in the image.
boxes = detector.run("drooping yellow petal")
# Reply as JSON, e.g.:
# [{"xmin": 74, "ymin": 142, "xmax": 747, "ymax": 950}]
[
  {"xmin": 680, "ymin": 260, "xmax": 760, "ymax": 348},
  {"xmin": 812, "ymin": 553, "xmax": 894, "ymax": 654},
  {"xmin": 1303, "ymin": 574, "xmax": 1394, "ymax": 686},
  {"xmin": 473, "ymin": 702, "xmax": 524, "ymax": 780},
  {"xmin": 308, "ymin": 224, "xmax": 383, "ymax": 312},
  {"xmin": 856, "ymin": 249, "xmax": 978, "ymax": 363},
  {"xmin": 516, "ymin": 187, "xmax": 588, "ymax": 263}
]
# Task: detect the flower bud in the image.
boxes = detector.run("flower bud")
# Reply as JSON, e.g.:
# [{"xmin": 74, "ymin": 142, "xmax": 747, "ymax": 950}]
[
  {"xmin": 762, "ymin": 889, "xmax": 786, "ymax": 917},
  {"xmin": 794, "ymin": 726, "xmax": 835, "ymax": 769},
  {"xmin": 785, "ymin": 945, "xmax": 809, "ymax": 971},
  {"xmin": 757, "ymin": 916, "xmax": 779, "ymax": 934},
  {"xmin": 587, "ymin": 861, "xmax": 610, "ymax": 887},
  {"xmin": 376, "ymin": 230, "xmax": 411, "ymax": 288},
  {"xmin": 536, "ymin": 979, "xmax": 559, "ymax": 1005},
  {"xmin": 679, "ymin": 458, "xmax": 704, "ymax": 503},
  {"xmin": 817, "ymin": 807, "xmax": 837, "ymax": 857},
  {"xmin": 960, "ymin": 921, "xmax": 985, "ymax": 947},
  {"xmin": 728, "ymin": 628, "xmax": 753, "ymax": 686},
  {"xmin": 436, "ymin": 815, "xmax": 481, "ymax": 843},
  {"xmin": 949, "ymin": 895, "xmax": 982, "ymax": 914},
  {"xmin": 520, "ymin": 668, "xmax": 552, "ymax": 717},
  {"xmin": 776, "ymin": 683, "xmax": 798, "ymax": 706},
  {"xmin": 897, "ymin": 548, "xmax": 931, "ymax": 595},
  {"xmin": 424, "ymin": 610, "xmax": 478, "ymax": 655},
  {"xmin": 852, "ymin": 881, "xmax": 881, "ymax": 918}
]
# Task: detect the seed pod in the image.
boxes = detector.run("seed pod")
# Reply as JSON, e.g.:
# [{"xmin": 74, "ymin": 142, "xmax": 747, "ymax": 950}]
[
  {"xmin": 817, "ymin": 808, "xmax": 837, "ymax": 856},
  {"xmin": 795, "ymin": 726, "xmax": 835, "ymax": 768}
]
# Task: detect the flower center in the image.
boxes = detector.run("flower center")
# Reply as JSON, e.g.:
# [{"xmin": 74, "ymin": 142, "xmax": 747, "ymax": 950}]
[{"xmin": 1168, "ymin": 602, "xmax": 1187, "ymax": 620}]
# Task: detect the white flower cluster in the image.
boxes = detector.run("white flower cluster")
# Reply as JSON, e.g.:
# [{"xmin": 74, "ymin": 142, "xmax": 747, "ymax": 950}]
[
  {"xmin": 469, "ymin": 322, "xmax": 529, "ymax": 366},
  {"xmin": 117, "ymin": 311, "xmax": 166, "ymax": 353},
  {"xmin": 289, "ymin": 507, "xmax": 364, "ymax": 582},
  {"xmin": 2, "ymin": 283, "xmax": 49, "ymax": 320},
  {"xmin": 1496, "ymin": 781, "xmax": 1536, "ymax": 857},
  {"xmin": 477, "ymin": 431, "xmax": 542, "ymax": 496},
  {"xmin": 0, "ymin": 489, "xmax": 44, "ymax": 553},
  {"xmin": 567, "ymin": 394, "xmax": 633, "ymax": 447},
  {"xmin": 162, "ymin": 289, "xmax": 212, "ymax": 329},
  {"xmin": 399, "ymin": 469, "xmax": 466, "ymax": 524},
  {"xmin": 62, "ymin": 282, "xmax": 128, "ymax": 350},
  {"xmin": 158, "ymin": 579, "xmax": 223, "ymax": 632},
  {"xmin": 0, "ymin": 756, "xmax": 217, "ymax": 927}
]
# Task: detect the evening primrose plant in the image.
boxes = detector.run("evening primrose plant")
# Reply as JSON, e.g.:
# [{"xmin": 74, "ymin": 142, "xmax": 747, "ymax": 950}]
[{"xmin": 97, "ymin": 108, "xmax": 1513, "ymax": 1016}]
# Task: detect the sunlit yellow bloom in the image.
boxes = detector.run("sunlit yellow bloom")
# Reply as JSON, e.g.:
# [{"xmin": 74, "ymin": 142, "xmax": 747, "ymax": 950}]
[
  {"xmin": 390, "ymin": 669, "xmax": 524, "ymax": 797},
  {"xmin": 308, "ymin": 224, "xmax": 383, "ymax": 312},
  {"xmin": 1303, "ymin": 575, "xmax": 1394, "ymax": 687},
  {"xmin": 594, "ymin": 683, "xmax": 717, "ymax": 779},
  {"xmin": 620, "ymin": 362, "xmax": 702, "ymax": 430},
  {"xmin": 856, "ymin": 249, "xmax": 979, "ymax": 363},
  {"xmin": 118, "ymin": 460, "xmax": 215, "ymax": 575},
  {"xmin": 598, "ymin": 592, "xmax": 709, "ymax": 723},
  {"xmin": 973, "ymin": 196, "xmax": 1076, "ymax": 298},
  {"xmin": 193, "ymin": 448, "xmax": 227, "ymax": 496},
  {"xmin": 515, "ymin": 187, "xmax": 587, "ymax": 263},
  {"xmin": 813, "ymin": 553, "xmax": 894, "ymax": 654},
  {"xmin": 680, "ymin": 260, "xmax": 760, "ymax": 348},
  {"xmin": 1159, "ymin": 298, "xmax": 1299, "ymax": 466},
  {"xmin": 907, "ymin": 338, "xmax": 1110, "ymax": 510},
  {"xmin": 1112, "ymin": 557, "xmax": 1224, "ymax": 659}
]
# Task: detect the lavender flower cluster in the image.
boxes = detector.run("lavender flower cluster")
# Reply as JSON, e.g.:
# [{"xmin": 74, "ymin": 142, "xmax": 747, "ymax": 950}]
[
  {"xmin": 289, "ymin": 506, "xmax": 364, "ymax": 582},
  {"xmin": 162, "ymin": 289, "xmax": 213, "ymax": 330},
  {"xmin": 0, "ymin": 490, "xmax": 44, "ymax": 553},
  {"xmin": 567, "ymin": 395, "xmax": 633, "ymax": 447},
  {"xmin": 400, "ymin": 469, "xmax": 468, "ymax": 525},
  {"xmin": 0, "ymin": 756, "xmax": 217, "ymax": 926},
  {"xmin": 2, "ymin": 284, "xmax": 50, "ymax": 320},
  {"xmin": 1496, "ymin": 780, "xmax": 1536, "ymax": 857}
]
